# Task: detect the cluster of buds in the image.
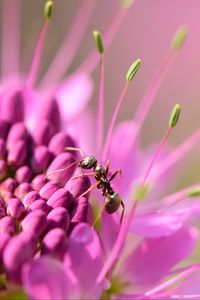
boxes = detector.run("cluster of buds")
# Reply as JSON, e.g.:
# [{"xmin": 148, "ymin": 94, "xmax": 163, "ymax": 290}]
[{"xmin": 0, "ymin": 116, "xmax": 92, "ymax": 284}]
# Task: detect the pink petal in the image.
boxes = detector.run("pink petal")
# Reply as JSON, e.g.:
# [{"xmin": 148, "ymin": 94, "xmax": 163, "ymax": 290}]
[
  {"xmin": 131, "ymin": 211, "xmax": 183, "ymax": 237},
  {"xmin": 120, "ymin": 226, "xmax": 198, "ymax": 290},
  {"xmin": 56, "ymin": 72, "xmax": 93, "ymax": 122},
  {"xmin": 64, "ymin": 223, "xmax": 105, "ymax": 299},
  {"xmin": 23, "ymin": 256, "xmax": 77, "ymax": 300},
  {"xmin": 101, "ymin": 212, "xmax": 119, "ymax": 254}
]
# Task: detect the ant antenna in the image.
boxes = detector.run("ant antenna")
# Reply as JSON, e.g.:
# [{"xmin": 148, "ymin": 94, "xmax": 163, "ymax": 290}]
[
  {"xmin": 45, "ymin": 160, "xmax": 81, "ymax": 180},
  {"xmin": 65, "ymin": 147, "xmax": 85, "ymax": 158}
]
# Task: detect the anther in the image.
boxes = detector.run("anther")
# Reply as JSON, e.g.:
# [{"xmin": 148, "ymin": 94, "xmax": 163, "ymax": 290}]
[
  {"xmin": 93, "ymin": 31, "xmax": 104, "ymax": 54},
  {"xmin": 187, "ymin": 187, "xmax": 200, "ymax": 197},
  {"xmin": 126, "ymin": 58, "xmax": 142, "ymax": 81},
  {"xmin": 171, "ymin": 26, "xmax": 188, "ymax": 51},
  {"xmin": 168, "ymin": 104, "xmax": 181, "ymax": 128},
  {"xmin": 44, "ymin": 1, "xmax": 53, "ymax": 19}
]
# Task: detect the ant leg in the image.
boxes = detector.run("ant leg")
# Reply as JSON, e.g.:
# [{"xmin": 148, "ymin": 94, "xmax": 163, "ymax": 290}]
[
  {"xmin": 65, "ymin": 147, "xmax": 84, "ymax": 158},
  {"xmin": 92, "ymin": 204, "xmax": 105, "ymax": 228},
  {"xmin": 109, "ymin": 168, "xmax": 122, "ymax": 181},
  {"xmin": 45, "ymin": 160, "xmax": 80, "ymax": 180},
  {"xmin": 120, "ymin": 201, "xmax": 125, "ymax": 224},
  {"xmin": 105, "ymin": 160, "xmax": 110, "ymax": 175},
  {"xmin": 71, "ymin": 172, "xmax": 98, "ymax": 180},
  {"xmin": 79, "ymin": 180, "xmax": 101, "ymax": 198}
]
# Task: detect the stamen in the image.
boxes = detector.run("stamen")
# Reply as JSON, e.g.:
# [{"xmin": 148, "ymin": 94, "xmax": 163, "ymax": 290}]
[
  {"xmin": 40, "ymin": 0, "xmax": 96, "ymax": 88},
  {"xmin": 78, "ymin": 3, "xmax": 134, "ymax": 74},
  {"xmin": 153, "ymin": 128, "xmax": 200, "ymax": 179},
  {"xmin": 102, "ymin": 59, "xmax": 141, "ymax": 161},
  {"xmin": 1, "ymin": 0, "xmax": 20, "ymax": 77},
  {"xmin": 130, "ymin": 26, "xmax": 187, "ymax": 144},
  {"xmin": 93, "ymin": 31, "xmax": 105, "ymax": 156},
  {"xmin": 96, "ymin": 105, "xmax": 180, "ymax": 284},
  {"xmin": 26, "ymin": 1, "xmax": 53, "ymax": 88}
]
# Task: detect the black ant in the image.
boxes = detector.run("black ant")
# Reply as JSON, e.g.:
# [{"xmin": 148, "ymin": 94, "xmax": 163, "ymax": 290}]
[{"xmin": 47, "ymin": 147, "xmax": 125, "ymax": 224}]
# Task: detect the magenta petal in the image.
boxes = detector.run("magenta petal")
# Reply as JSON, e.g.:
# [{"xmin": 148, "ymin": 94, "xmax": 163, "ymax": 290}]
[
  {"xmin": 101, "ymin": 212, "xmax": 119, "ymax": 254},
  {"xmin": 23, "ymin": 256, "xmax": 77, "ymax": 300},
  {"xmin": 64, "ymin": 223, "xmax": 105, "ymax": 299},
  {"xmin": 56, "ymin": 72, "xmax": 93, "ymax": 122},
  {"xmin": 131, "ymin": 211, "xmax": 183, "ymax": 237},
  {"xmin": 121, "ymin": 226, "xmax": 198, "ymax": 289}
]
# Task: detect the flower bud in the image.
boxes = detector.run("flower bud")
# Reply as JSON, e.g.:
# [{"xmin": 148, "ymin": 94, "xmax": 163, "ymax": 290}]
[
  {"xmin": 41, "ymin": 228, "xmax": 67, "ymax": 259},
  {"xmin": 39, "ymin": 97, "xmax": 60, "ymax": 132},
  {"xmin": 7, "ymin": 122, "xmax": 29, "ymax": 149},
  {"xmin": 27, "ymin": 199, "xmax": 50, "ymax": 215},
  {"xmin": 48, "ymin": 132, "xmax": 76, "ymax": 155},
  {"xmin": 0, "ymin": 139, "xmax": 6, "ymax": 159},
  {"xmin": 32, "ymin": 120, "xmax": 55, "ymax": 146},
  {"xmin": 47, "ymin": 152, "xmax": 76, "ymax": 185},
  {"xmin": 14, "ymin": 182, "xmax": 33, "ymax": 200},
  {"xmin": 0, "ymin": 216, "xmax": 16, "ymax": 235},
  {"xmin": 31, "ymin": 145, "xmax": 53, "ymax": 173},
  {"xmin": 71, "ymin": 197, "xmax": 93, "ymax": 225},
  {"xmin": 47, "ymin": 188, "xmax": 73, "ymax": 209},
  {"xmin": 1, "ymin": 178, "xmax": 17, "ymax": 193},
  {"xmin": 23, "ymin": 191, "xmax": 41, "ymax": 208},
  {"xmin": 0, "ymin": 89, "xmax": 24, "ymax": 123},
  {"xmin": 7, "ymin": 140, "xmax": 28, "ymax": 167},
  {"xmin": 3, "ymin": 232, "xmax": 37, "ymax": 283},
  {"xmin": 21, "ymin": 210, "xmax": 47, "ymax": 237},
  {"xmin": 0, "ymin": 199, "xmax": 5, "ymax": 218},
  {"xmin": 65, "ymin": 176, "xmax": 91, "ymax": 199},
  {"xmin": 0, "ymin": 160, "xmax": 7, "ymax": 180},
  {"xmin": 47, "ymin": 207, "xmax": 70, "ymax": 231},
  {"xmin": 0, "ymin": 120, "xmax": 10, "ymax": 140},
  {"xmin": 7, "ymin": 198, "xmax": 25, "ymax": 219},
  {"xmin": 39, "ymin": 181, "xmax": 60, "ymax": 199},
  {"xmin": 0, "ymin": 233, "xmax": 10, "ymax": 265},
  {"xmin": 31, "ymin": 174, "xmax": 47, "ymax": 191},
  {"xmin": 15, "ymin": 165, "xmax": 33, "ymax": 183}
]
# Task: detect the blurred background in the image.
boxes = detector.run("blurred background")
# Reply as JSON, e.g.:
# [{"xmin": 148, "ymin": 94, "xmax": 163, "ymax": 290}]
[{"xmin": 1, "ymin": 0, "xmax": 200, "ymax": 187}]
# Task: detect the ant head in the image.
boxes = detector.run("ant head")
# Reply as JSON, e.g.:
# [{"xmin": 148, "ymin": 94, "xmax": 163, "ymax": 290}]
[
  {"xmin": 80, "ymin": 156, "xmax": 97, "ymax": 169},
  {"xmin": 105, "ymin": 192, "xmax": 121, "ymax": 214},
  {"xmin": 94, "ymin": 164, "xmax": 106, "ymax": 177}
]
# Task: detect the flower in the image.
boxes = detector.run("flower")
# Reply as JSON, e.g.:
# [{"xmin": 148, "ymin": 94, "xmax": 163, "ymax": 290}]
[{"xmin": 0, "ymin": 1, "xmax": 200, "ymax": 299}]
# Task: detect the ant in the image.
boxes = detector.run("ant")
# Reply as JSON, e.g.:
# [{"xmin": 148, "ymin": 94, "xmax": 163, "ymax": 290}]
[{"xmin": 47, "ymin": 147, "xmax": 125, "ymax": 224}]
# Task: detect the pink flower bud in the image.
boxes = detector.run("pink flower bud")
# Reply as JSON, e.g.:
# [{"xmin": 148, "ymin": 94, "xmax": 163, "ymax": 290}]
[
  {"xmin": 3, "ymin": 232, "xmax": 37, "ymax": 283},
  {"xmin": 41, "ymin": 228, "xmax": 67, "ymax": 259},
  {"xmin": 31, "ymin": 174, "xmax": 47, "ymax": 191},
  {"xmin": 39, "ymin": 181, "xmax": 60, "ymax": 199},
  {"xmin": 47, "ymin": 188, "xmax": 73, "ymax": 209},
  {"xmin": 47, "ymin": 152, "xmax": 76, "ymax": 185},
  {"xmin": 48, "ymin": 132, "xmax": 76, "ymax": 155},
  {"xmin": 0, "ymin": 233, "xmax": 10, "ymax": 264},
  {"xmin": 1, "ymin": 178, "xmax": 17, "ymax": 193},
  {"xmin": 14, "ymin": 182, "xmax": 33, "ymax": 200},
  {"xmin": 47, "ymin": 207, "xmax": 70, "ymax": 231},
  {"xmin": 32, "ymin": 120, "xmax": 55, "ymax": 146},
  {"xmin": 15, "ymin": 166, "xmax": 33, "ymax": 183},
  {"xmin": 65, "ymin": 176, "xmax": 91, "ymax": 199},
  {"xmin": 0, "ymin": 120, "xmax": 10, "ymax": 140},
  {"xmin": 23, "ymin": 191, "xmax": 41, "ymax": 208},
  {"xmin": 21, "ymin": 210, "xmax": 47, "ymax": 237},
  {"xmin": 27, "ymin": 199, "xmax": 50, "ymax": 215},
  {"xmin": 39, "ymin": 97, "xmax": 60, "ymax": 132},
  {"xmin": 7, "ymin": 140, "xmax": 28, "ymax": 167},
  {"xmin": 71, "ymin": 197, "xmax": 93, "ymax": 225},
  {"xmin": 31, "ymin": 145, "xmax": 53, "ymax": 173},
  {"xmin": 7, "ymin": 198, "xmax": 25, "ymax": 219},
  {"xmin": 0, "ymin": 216, "xmax": 16, "ymax": 235},
  {"xmin": 0, "ymin": 139, "xmax": 6, "ymax": 159},
  {"xmin": 0, "ymin": 90, "xmax": 24, "ymax": 123},
  {"xmin": 7, "ymin": 122, "xmax": 29, "ymax": 148},
  {"xmin": 0, "ymin": 160, "xmax": 7, "ymax": 180}
]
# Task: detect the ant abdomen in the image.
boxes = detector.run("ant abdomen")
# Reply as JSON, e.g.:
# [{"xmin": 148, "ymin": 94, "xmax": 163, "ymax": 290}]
[{"xmin": 105, "ymin": 192, "xmax": 122, "ymax": 214}]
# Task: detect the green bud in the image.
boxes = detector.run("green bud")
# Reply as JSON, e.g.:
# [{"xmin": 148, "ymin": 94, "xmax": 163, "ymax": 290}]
[
  {"xmin": 126, "ymin": 59, "xmax": 142, "ymax": 81},
  {"xmin": 171, "ymin": 26, "xmax": 188, "ymax": 51},
  {"xmin": 187, "ymin": 187, "xmax": 200, "ymax": 197},
  {"xmin": 44, "ymin": 0, "xmax": 53, "ymax": 19},
  {"xmin": 119, "ymin": 0, "xmax": 135, "ymax": 8},
  {"xmin": 168, "ymin": 104, "xmax": 181, "ymax": 128},
  {"xmin": 134, "ymin": 184, "xmax": 149, "ymax": 201},
  {"xmin": 93, "ymin": 31, "xmax": 104, "ymax": 54}
]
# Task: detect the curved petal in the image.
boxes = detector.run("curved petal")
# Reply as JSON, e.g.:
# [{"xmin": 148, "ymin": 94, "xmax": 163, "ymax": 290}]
[
  {"xmin": 64, "ymin": 223, "xmax": 105, "ymax": 299},
  {"xmin": 120, "ymin": 226, "xmax": 198, "ymax": 290},
  {"xmin": 23, "ymin": 256, "xmax": 77, "ymax": 300},
  {"xmin": 131, "ymin": 211, "xmax": 183, "ymax": 237},
  {"xmin": 56, "ymin": 72, "xmax": 93, "ymax": 122}
]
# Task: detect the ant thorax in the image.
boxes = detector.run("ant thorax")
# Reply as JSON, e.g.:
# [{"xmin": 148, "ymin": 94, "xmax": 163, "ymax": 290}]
[{"xmin": 80, "ymin": 156, "xmax": 97, "ymax": 169}]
